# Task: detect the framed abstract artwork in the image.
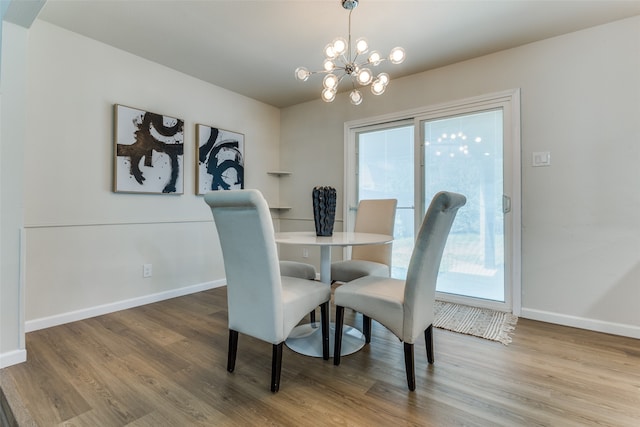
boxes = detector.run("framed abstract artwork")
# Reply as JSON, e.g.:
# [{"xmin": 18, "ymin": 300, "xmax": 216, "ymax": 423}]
[
  {"xmin": 113, "ymin": 104, "xmax": 184, "ymax": 194},
  {"xmin": 196, "ymin": 124, "xmax": 245, "ymax": 195}
]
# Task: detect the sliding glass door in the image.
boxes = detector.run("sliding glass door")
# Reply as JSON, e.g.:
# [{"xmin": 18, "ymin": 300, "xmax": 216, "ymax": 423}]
[{"xmin": 348, "ymin": 90, "xmax": 520, "ymax": 312}]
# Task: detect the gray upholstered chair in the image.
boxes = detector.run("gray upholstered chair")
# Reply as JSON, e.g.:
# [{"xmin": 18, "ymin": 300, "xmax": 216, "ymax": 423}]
[
  {"xmin": 331, "ymin": 199, "xmax": 398, "ymax": 283},
  {"xmin": 279, "ymin": 260, "xmax": 317, "ymax": 280},
  {"xmin": 204, "ymin": 189, "xmax": 331, "ymax": 392},
  {"xmin": 333, "ymin": 191, "xmax": 466, "ymax": 391}
]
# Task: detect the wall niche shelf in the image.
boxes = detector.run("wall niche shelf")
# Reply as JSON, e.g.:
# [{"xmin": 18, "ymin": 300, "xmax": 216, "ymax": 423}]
[{"xmin": 268, "ymin": 171, "xmax": 291, "ymax": 211}]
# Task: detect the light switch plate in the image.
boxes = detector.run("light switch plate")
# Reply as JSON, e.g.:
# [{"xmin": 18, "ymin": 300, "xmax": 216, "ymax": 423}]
[{"xmin": 532, "ymin": 151, "xmax": 551, "ymax": 167}]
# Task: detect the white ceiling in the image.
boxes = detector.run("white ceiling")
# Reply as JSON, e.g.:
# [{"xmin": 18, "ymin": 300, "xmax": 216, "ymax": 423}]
[{"xmin": 37, "ymin": 0, "xmax": 640, "ymax": 108}]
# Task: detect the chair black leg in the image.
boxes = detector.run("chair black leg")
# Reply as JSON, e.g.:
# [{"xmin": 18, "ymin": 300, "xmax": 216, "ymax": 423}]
[
  {"xmin": 333, "ymin": 305, "xmax": 345, "ymax": 365},
  {"xmin": 320, "ymin": 302, "xmax": 330, "ymax": 360},
  {"xmin": 310, "ymin": 309, "xmax": 316, "ymax": 326},
  {"xmin": 403, "ymin": 342, "xmax": 416, "ymax": 391},
  {"xmin": 271, "ymin": 342, "xmax": 283, "ymax": 393},
  {"xmin": 425, "ymin": 324, "xmax": 434, "ymax": 364},
  {"xmin": 227, "ymin": 329, "xmax": 238, "ymax": 372},
  {"xmin": 362, "ymin": 315, "xmax": 372, "ymax": 343}
]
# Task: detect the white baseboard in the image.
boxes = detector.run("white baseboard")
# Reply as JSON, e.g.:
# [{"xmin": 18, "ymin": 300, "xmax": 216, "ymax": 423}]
[
  {"xmin": 25, "ymin": 280, "xmax": 225, "ymax": 333},
  {"xmin": 0, "ymin": 349, "xmax": 27, "ymax": 369},
  {"xmin": 521, "ymin": 308, "xmax": 640, "ymax": 339}
]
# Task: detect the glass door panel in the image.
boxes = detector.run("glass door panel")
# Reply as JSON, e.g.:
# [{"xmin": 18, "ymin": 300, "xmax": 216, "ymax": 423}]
[
  {"xmin": 422, "ymin": 109, "xmax": 505, "ymax": 302},
  {"xmin": 356, "ymin": 124, "xmax": 414, "ymax": 279}
]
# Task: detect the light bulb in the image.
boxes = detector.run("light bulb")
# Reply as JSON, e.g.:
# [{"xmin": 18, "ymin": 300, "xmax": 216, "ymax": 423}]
[
  {"xmin": 355, "ymin": 38, "xmax": 369, "ymax": 55},
  {"xmin": 295, "ymin": 67, "xmax": 310, "ymax": 82},
  {"xmin": 324, "ymin": 43, "xmax": 337, "ymax": 59},
  {"xmin": 323, "ymin": 59, "xmax": 335, "ymax": 72},
  {"xmin": 368, "ymin": 51, "xmax": 382, "ymax": 66},
  {"xmin": 389, "ymin": 47, "xmax": 406, "ymax": 64},
  {"xmin": 349, "ymin": 89, "xmax": 363, "ymax": 105},
  {"xmin": 323, "ymin": 74, "xmax": 338, "ymax": 89},
  {"xmin": 371, "ymin": 79, "xmax": 386, "ymax": 95},
  {"xmin": 377, "ymin": 73, "xmax": 389, "ymax": 85},
  {"xmin": 332, "ymin": 37, "xmax": 347, "ymax": 56},
  {"xmin": 356, "ymin": 68, "xmax": 373, "ymax": 85},
  {"xmin": 322, "ymin": 88, "xmax": 336, "ymax": 102}
]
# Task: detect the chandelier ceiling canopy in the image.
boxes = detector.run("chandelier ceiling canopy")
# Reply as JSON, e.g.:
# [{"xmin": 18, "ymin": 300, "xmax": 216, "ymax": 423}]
[{"xmin": 295, "ymin": 0, "xmax": 406, "ymax": 106}]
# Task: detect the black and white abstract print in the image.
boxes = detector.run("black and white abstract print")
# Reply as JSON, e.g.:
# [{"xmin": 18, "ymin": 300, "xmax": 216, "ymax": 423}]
[
  {"xmin": 197, "ymin": 124, "xmax": 244, "ymax": 194},
  {"xmin": 114, "ymin": 105, "xmax": 184, "ymax": 194}
]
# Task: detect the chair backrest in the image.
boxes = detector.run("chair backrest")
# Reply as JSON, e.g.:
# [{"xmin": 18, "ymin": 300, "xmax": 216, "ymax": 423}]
[
  {"xmin": 351, "ymin": 199, "xmax": 398, "ymax": 266},
  {"xmin": 403, "ymin": 191, "xmax": 466, "ymax": 343},
  {"xmin": 204, "ymin": 189, "xmax": 285, "ymax": 343}
]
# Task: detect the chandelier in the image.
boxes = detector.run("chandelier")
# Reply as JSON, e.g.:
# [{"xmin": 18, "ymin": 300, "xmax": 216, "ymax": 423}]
[{"xmin": 294, "ymin": 0, "xmax": 406, "ymax": 105}]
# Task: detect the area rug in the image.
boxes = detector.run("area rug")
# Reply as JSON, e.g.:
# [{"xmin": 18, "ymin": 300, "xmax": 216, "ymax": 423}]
[{"xmin": 433, "ymin": 301, "xmax": 518, "ymax": 345}]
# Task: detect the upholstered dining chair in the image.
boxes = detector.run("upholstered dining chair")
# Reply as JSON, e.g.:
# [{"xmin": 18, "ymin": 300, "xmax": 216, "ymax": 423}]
[
  {"xmin": 204, "ymin": 189, "xmax": 331, "ymax": 392},
  {"xmin": 331, "ymin": 198, "xmax": 398, "ymax": 283},
  {"xmin": 280, "ymin": 261, "xmax": 317, "ymax": 281},
  {"xmin": 333, "ymin": 191, "xmax": 466, "ymax": 391},
  {"xmin": 280, "ymin": 260, "xmax": 320, "ymax": 324}
]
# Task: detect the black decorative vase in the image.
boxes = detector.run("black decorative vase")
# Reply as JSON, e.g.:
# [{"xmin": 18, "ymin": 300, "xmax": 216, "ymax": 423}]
[{"xmin": 312, "ymin": 186, "xmax": 337, "ymax": 236}]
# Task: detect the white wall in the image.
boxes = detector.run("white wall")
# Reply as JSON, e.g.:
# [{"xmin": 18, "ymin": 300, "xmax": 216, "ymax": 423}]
[
  {"xmin": 280, "ymin": 16, "xmax": 640, "ymax": 338},
  {"xmin": 20, "ymin": 21, "xmax": 281, "ymax": 330},
  {"xmin": 0, "ymin": 21, "xmax": 28, "ymax": 368}
]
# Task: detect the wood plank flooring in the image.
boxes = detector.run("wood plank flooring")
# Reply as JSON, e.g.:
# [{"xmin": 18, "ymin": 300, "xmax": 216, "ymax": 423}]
[{"xmin": 1, "ymin": 286, "xmax": 639, "ymax": 426}]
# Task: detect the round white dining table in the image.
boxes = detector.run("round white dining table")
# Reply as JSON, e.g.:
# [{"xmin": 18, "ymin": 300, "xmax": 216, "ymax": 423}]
[{"xmin": 275, "ymin": 231, "xmax": 393, "ymax": 357}]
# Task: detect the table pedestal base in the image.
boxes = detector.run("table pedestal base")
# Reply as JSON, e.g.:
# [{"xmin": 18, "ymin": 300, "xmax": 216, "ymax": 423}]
[{"xmin": 285, "ymin": 322, "xmax": 365, "ymax": 357}]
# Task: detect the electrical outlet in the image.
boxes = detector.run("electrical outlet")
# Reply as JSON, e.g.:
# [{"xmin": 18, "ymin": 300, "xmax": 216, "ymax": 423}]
[
  {"xmin": 302, "ymin": 248, "xmax": 309, "ymax": 258},
  {"xmin": 143, "ymin": 264, "xmax": 152, "ymax": 278}
]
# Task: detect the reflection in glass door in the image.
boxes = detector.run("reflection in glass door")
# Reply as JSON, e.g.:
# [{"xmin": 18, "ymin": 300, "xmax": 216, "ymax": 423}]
[
  {"xmin": 422, "ymin": 109, "xmax": 505, "ymax": 302},
  {"xmin": 356, "ymin": 123, "xmax": 414, "ymax": 279}
]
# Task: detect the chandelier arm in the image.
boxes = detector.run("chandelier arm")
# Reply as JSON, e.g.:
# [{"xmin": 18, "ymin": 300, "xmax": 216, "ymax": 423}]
[
  {"xmin": 309, "ymin": 68, "xmax": 335, "ymax": 75},
  {"xmin": 356, "ymin": 57, "xmax": 386, "ymax": 68},
  {"xmin": 337, "ymin": 73, "xmax": 350, "ymax": 85},
  {"xmin": 336, "ymin": 53, "xmax": 349, "ymax": 68},
  {"xmin": 348, "ymin": 9, "xmax": 353, "ymax": 63}
]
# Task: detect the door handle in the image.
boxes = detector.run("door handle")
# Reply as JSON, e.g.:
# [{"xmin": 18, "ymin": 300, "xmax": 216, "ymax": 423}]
[{"xmin": 502, "ymin": 195, "xmax": 511, "ymax": 214}]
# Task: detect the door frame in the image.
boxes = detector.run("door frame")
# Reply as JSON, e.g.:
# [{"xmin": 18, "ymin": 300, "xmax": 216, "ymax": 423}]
[{"xmin": 344, "ymin": 89, "xmax": 521, "ymax": 315}]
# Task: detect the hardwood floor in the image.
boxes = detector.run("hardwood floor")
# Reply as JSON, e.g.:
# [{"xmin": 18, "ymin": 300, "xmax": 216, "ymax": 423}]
[{"xmin": 1, "ymin": 286, "xmax": 639, "ymax": 426}]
